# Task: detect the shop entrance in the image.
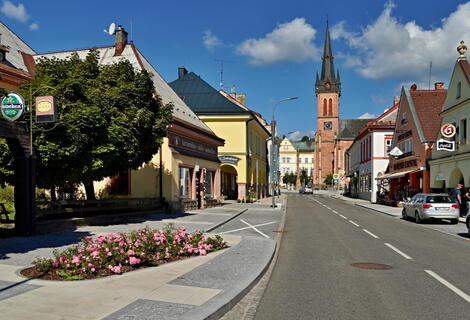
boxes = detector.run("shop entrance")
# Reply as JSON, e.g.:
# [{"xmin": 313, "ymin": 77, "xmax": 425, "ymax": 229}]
[{"xmin": 221, "ymin": 164, "xmax": 238, "ymax": 200}]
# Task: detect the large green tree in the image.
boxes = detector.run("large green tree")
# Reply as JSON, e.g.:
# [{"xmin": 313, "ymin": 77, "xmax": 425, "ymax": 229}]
[{"xmin": 17, "ymin": 50, "xmax": 172, "ymax": 199}]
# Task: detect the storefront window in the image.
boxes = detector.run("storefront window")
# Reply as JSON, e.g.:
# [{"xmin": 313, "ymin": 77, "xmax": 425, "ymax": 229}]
[
  {"xmin": 179, "ymin": 167, "xmax": 192, "ymax": 198},
  {"xmin": 204, "ymin": 171, "xmax": 213, "ymax": 198}
]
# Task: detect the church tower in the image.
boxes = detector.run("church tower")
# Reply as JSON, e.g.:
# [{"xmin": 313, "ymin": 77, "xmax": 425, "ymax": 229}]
[{"xmin": 314, "ymin": 22, "xmax": 341, "ymax": 186}]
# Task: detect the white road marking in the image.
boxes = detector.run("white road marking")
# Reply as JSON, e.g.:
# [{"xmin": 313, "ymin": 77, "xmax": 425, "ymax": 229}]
[
  {"xmin": 240, "ymin": 219, "xmax": 271, "ymax": 238},
  {"xmin": 425, "ymin": 270, "xmax": 470, "ymax": 304},
  {"xmin": 325, "ymin": 206, "xmax": 331, "ymax": 210},
  {"xmin": 332, "ymin": 210, "xmax": 338, "ymax": 214},
  {"xmin": 349, "ymin": 220, "xmax": 360, "ymax": 227},
  {"xmin": 339, "ymin": 214, "xmax": 347, "ymax": 219},
  {"xmin": 219, "ymin": 221, "xmax": 276, "ymax": 234},
  {"xmin": 363, "ymin": 229, "xmax": 379, "ymax": 239},
  {"xmin": 385, "ymin": 243, "xmax": 413, "ymax": 260}
]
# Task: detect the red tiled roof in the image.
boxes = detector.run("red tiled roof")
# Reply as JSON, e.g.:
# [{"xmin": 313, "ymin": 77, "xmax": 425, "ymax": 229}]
[
  {"xmin": 410, "ymin": 89, "xmax": 447, "ymax": 142},
  {"xmin": 458, "ymin": 59, "xmax": 470, "ymax": 85}
]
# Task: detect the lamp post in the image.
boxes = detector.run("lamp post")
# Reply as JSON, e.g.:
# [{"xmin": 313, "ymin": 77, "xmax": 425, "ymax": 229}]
[{"xmin": 271, "ymin": 97, "xmax": 298, "ymax": 208}]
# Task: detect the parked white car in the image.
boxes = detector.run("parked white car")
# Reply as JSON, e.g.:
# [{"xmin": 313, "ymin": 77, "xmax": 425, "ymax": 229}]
[{"xmin": 402, "ymin": 193, "xmax": 459, "ymax": 224}]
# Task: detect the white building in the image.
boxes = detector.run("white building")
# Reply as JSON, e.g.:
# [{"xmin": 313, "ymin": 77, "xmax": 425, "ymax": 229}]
[
  {"xmin": 346, "ymin": 101, "xmax": 398, "ymax": 202},
  {"xmin": 279, "ymin": 137, "xmax": 314, "ymax": 188}
]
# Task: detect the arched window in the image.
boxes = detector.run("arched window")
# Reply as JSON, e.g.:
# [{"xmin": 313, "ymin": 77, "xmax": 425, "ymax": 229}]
[
  {"xmin": 323, "ymin": 99, "xmax": 327, "ymax": 115},
  {"xmin": 328, "ymin": 98, "xmax": 333, "ymax": 116}
]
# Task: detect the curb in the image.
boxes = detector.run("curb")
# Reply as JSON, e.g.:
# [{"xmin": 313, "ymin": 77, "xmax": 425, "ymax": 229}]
[
  {"xmin": 201, "ymin": 239, "xmax": 276, "ymax": 320},
  {"xmin": 354, "ymin": 203, "xmax": 401, "ymax": 218},
  {"xmin": 205, "ymin": 208, "xmax": 248, "ymax": 233}
]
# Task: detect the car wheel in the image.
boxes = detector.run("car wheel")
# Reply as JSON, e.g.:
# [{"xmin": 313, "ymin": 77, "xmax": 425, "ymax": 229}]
[
  {"xmin": 415, "ymin": 211, "xmax": 422, "ymax": 224},
  {"xmin": 402, "ymin": 208, "xmax": 407, "ymax": 220},
  {"xmin": 450, "ymin": 219, "xmax": 459, "ymax": 225}
]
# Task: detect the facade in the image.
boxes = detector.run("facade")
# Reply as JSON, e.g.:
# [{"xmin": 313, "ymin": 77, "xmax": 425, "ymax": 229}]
[
  {"xmin": 170, "ymin": 68, "xmax": 270, "ymax": 200},
  {"xmin": 346, "ymin": 102, "xmax": 398, "ymax": 202},
  {"xmin": 430, "ymin": 43, "xmax": 470, "ymax": 192},
  {"xmin": 379, "ymin": 83, "xmax": 447, "ymax": 203},
  {"xmin": 33, "ymin": 26, "xmax": 224, "ymax": 211},
  {"xmin": 279, "ymin": 138, "xmax": 314, "ymax": 188},
  {"xmin": 313, "ymin": 24, "xmax": 373, "ymax": 187}
]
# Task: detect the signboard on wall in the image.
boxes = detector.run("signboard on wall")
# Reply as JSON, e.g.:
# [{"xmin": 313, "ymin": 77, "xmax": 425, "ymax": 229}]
[
  {"xmin": 436, "ymin": 139, "xmax": 455, "ymax": 152},
  {"xmin": 440, "ymin": 124, "xmax": 456, "ymax": 138},
  {"xmin": 219, "ymin": 156, "xmax": 241, "ymax": 165}
]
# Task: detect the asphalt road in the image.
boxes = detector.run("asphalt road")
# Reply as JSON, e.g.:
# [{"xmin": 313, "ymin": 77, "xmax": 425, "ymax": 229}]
[{"xmin": 254, "ymin": 194, "xmax": 470, "ymax": 320}]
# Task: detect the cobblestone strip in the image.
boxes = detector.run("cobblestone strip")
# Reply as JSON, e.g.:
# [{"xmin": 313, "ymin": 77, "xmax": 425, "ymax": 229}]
[{"xmin": 220, "ymin": 195, "xmax": 288, "ymax": 320}]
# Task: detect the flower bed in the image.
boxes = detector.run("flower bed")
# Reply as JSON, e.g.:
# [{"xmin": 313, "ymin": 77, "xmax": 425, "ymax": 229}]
[{"xmin": 21, "ymin": 225, "xmax": 227, "ymax": 281}]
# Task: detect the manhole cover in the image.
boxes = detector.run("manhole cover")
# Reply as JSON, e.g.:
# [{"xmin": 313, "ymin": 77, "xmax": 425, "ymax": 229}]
[{"xmin": 351, "ymin": 263, "xmax": 392, "ymax": 270}]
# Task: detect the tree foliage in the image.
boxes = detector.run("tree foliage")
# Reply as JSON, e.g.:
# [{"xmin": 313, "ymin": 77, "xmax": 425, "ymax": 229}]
[
  {"xmin": 300, "ymin": 169, "xmax": 311, "ymax": 186},
  {"xmin": 282, "ymin": 172, "xmax": 297, "ymax": 185},
  {"xmin": 324, "ymin": 174, "xmax": 334, "ymax": 185},
  {"xmin": 15, "ymin": 50, "xmax": 172, "ymax": 195},
  {"xmin": 301, "ymin": 135, "xmax": 310, "ymax": 142}
]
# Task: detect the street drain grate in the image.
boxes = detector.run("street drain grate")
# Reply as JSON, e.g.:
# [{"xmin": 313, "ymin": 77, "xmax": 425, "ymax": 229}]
[
  {"xmin": 351, "ymin": 263, "xmax": 392, "ymax": 270},
  {"xmin": 272, "ymin": 230, "xmax": 288, "ymax": 233}
]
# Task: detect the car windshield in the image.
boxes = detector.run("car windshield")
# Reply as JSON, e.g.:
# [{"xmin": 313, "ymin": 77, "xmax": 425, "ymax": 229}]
[{"xmin": 426, "ymin": 196, "xmax": 454, "ymax": 203}]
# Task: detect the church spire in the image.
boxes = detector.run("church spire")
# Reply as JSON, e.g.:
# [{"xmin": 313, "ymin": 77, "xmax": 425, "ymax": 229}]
[
  {"xmin": 320, "ymin": 23, "xmax": 335, "ymax": 82},
  {"xmin": 315, "ymin": 22, "xmax": 341, "ymax": 96}
]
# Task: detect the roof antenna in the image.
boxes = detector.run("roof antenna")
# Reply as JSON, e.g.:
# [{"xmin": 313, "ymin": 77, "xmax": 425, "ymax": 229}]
[
  {"xmin": 428, "ymin": 61, "xmax": 432, "ymax": 90},
  {"xmin": 215, "ymin": 59, "xmax": 232, "ymax": 90},
  {"xmin": 130, "ymin": 20, "xmax": 133, "ymax": 42}
]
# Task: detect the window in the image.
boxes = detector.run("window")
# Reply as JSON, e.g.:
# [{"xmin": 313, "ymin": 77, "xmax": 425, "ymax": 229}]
[
  {"xmin": 204, "ymin": 171, "xmax": 213, "ymax": 198},
  {"xmin": 401, "ymin": 112, "xmax": 407, "ymax": 125},
  {"xmin": 179, "ymin": 167, "xmax": 192, "ymax": 198},
  {"xmin": 328, "ymin": 98, "xmax": 333, "ymax": 116},
  {"xmin": 286, "ymin": 157, "xmax": 290, "ymax": 163},
  {"xmin": 457, "ymin": 81, "xmax": 461, "ymax": 99},
  {"xmin": 305, "ymin": 158, "xmax": 308, "ymax": 163},
  {"xmin": 460, "ymin": 118, "xmax": 467, "ymax": 144},
  {"xmin": 323, "ymin": 99, "xmax": 327, "ymax": 116},
  {"xmin": 386, "ymin": 139, "xmax": 392, "ymax": 154}
]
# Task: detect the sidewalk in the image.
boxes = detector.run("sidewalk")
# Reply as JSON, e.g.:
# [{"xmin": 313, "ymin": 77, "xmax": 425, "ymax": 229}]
[
  {"xmin": 0, "ymin": 200, "xmax": 283, "ymax": 320},
  {"xmin": 330, "ymin": 194, "xmax": 467, "ymax": 224}
]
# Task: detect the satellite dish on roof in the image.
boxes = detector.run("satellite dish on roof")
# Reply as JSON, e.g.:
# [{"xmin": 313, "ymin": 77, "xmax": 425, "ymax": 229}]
[
  {"xmin": 103, "ymin": 22, "xmax": 116, "ymax": 35},
  {"xmin": 389, "ymin": 146, "xmax": 403, "ymax": 158}
]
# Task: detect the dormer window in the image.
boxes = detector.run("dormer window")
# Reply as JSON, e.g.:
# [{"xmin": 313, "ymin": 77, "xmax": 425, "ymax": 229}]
[{"xmin": 0, "ymin": 33, "xmax": 8, "ymax": 63}]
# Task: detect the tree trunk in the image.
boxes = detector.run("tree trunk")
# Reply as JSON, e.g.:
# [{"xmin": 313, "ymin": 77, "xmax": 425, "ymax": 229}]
[
  {"xmin": 84, "ymin": 181, "xmax": 96, "ymax": 200},
  {"xmin": 50, "ymin": 186, "xmax": 56, "ymax": 201}
]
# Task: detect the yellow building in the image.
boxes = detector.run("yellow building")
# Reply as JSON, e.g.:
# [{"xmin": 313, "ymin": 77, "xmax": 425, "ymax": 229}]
[
  {"xmin": 170, "ymin": 68, "xmax": 271, "ymax": 200},
  {"xmin": 34, "ymin": 27, "xmax": 225, "ymax": 211}
]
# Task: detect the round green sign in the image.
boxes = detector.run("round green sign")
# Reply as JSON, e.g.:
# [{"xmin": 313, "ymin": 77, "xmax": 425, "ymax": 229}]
[{"xmin": 1, "ymin": 93, "xmax": 25, "ymax": 121}]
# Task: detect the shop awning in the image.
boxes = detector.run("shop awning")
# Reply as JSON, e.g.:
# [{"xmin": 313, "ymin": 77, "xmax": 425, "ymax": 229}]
[{"xmin": 375, "ymin": 168, "xmax": 424, "ymax": 180}]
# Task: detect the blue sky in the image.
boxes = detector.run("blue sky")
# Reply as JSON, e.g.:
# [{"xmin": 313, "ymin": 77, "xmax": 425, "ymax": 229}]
[{"xmin": 2, "ymin": 0, "xmax": 470, "ymax": 139}]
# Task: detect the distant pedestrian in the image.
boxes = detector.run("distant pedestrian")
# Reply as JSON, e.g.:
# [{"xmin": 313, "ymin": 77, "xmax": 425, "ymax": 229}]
[
  {"xmin": 465, "ymin": 188, "xmax": 470, "ymax": 216},
  {"xmin": 451, "ymin": 184, "xmax": 464, "ymax": 217}
]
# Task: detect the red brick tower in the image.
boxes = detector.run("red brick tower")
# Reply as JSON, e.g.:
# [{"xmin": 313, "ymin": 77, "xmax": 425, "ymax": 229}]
[{"xmin": 314, "ymin": 23, "xmax": 341, "ymax": 186}]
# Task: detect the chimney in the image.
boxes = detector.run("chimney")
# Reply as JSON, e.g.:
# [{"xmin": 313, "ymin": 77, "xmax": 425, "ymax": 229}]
[
  {"xmin": 178, "ymin": 67, "xmax": 188, "ymax": 79},
  {"xmin": 114, "ymin": 25, "xmax": 128, "ymax": 56},
  {"xmin": 410, "ymin": 84, "xmax": 417, "ymax": 90},
  {"xmin": 230, "ymin": 92, "xmax": 246, "ymax": 105},
  {"xmin": 393, "ymin": 96, "xmax": 400, "ymax": 105},
  {"xmin": 434, "ymin": 82, "xmax": 445, "ymax": 90}
]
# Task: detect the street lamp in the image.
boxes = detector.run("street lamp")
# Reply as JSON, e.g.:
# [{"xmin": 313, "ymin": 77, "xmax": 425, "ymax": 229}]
[{"xmin": 271, "ymin": 97, "xmax": 298, "ymax": 208}]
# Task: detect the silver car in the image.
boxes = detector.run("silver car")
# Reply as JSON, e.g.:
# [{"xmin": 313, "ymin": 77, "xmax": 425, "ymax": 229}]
[{"xmin": 402, "ymin": 193, "xmax": 459, "ymax": 224}]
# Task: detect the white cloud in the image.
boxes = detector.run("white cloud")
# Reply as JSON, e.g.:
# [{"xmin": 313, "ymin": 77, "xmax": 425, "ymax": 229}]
[
  {"xmin": 29, "ymin": 22, "xmax": 38, "ymax": 31},
  {"xmin": 332, "ymin": 1, "xmax": 470, "ymax": 80},
  {"xmin": 358, "ymin": 112, "xmax": 376, "ymax": 119},
  {"xmin": 237, "ymin": 18, "xmax": 319, "ymax": 65},
  {"xmin": 287, "ymin": 130, "xmax": 315, "ymax": 141},
  {"xmin": 1, "ymin": 1, "xmax": 29, "ymax": 23},
  {"xmin": 202, "ymin": 30, "xmax": 222, "ymax": 51}
]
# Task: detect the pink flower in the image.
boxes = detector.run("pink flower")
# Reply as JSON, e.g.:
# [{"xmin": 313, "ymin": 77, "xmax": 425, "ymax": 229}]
[
  {"xmin": 52, "ymin": 261, "xmax": 59, "ymax": 268},
  {"xmin": 108, "ymin": 265, "xmax": 122, "ymax": 274},
  {"xmin": 129, "ymin": 257, "xmax": 141, "ymax": 265},
  {"xmin": 107, "ymin": 252, "xmax": 112, "ymax": 256},
  {"xmin": 178, "ymin": 225, "xmax": 186, "ymax": 232},
  {"xmin": 72, "ymin": 256, "xmax": 80, "ymax": 266},
  {"xmin": 91, "ymin": 251, "xmax": 100, "ymax": 259},
  {"xmin": 91, "ymin": 267, "xmax": 96, "ymax": 272},
  {"xmin": 199, "ymin": 249, "xmax": 207, "ymax": 256},
  {"xmin": 127, "ymin": 250, "xmax": 135, "ymax": 256},
  {"xmin": 59, "ymin": 256, "xmax": 67, "ymax": 264}
]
